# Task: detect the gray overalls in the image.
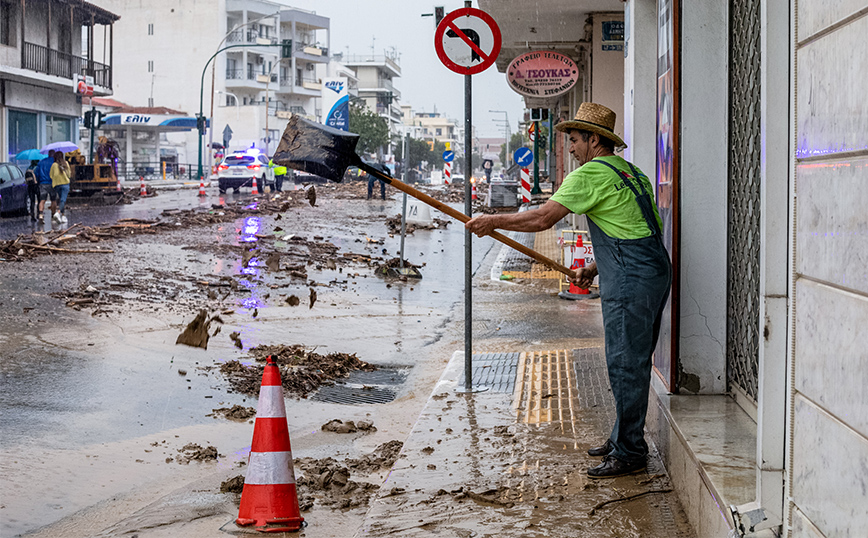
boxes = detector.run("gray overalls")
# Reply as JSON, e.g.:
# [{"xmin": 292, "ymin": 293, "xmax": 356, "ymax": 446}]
[{"xmin": 587, "ymin": 158, "xmax": 672, "ymax": 463}]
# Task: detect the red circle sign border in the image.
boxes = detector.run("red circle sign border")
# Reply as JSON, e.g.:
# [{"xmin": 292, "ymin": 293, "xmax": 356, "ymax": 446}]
[{"xmin": 434, "ymin": 7, "xmax": 502, "ymax": 76}]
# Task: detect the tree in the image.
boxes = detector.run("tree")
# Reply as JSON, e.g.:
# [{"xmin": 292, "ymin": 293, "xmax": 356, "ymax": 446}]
[
  {"xmin": 499, "ymin": 132, "xmax": 526, "ymax": 167},
  {"xmin": 454, "ymin": 151, "xmax": 483, "ymax": 174},
  {"xmin": 349, "ymin": 102, "xmax": 389, "ymax": 155}
]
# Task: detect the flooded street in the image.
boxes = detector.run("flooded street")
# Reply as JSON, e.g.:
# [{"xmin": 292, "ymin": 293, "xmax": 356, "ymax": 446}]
[{"xmin": 0, "ymin": 185, "xmax": 495, "ymax": 537}]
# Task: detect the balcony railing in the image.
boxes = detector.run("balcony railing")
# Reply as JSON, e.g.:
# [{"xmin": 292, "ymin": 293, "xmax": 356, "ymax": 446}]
[
  {"xmin": 294, "ymin": 42, "xmax": 328, "ymax": 56},
  {"xmin": 22, "ymin": 41, "xmax": 112, "ymax": 89},
  {"xmin": 226, "ymin": 29, "xmax": 278, "ymax": 45},
  {"xmin": 226, "ymin": 69, "xmax": 276, "ymax": 83}
]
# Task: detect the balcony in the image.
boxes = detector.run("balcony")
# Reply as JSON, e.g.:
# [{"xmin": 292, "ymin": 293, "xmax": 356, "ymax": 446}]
[
  {"xmin": 292, "ymin": 41, "xmax": 329, "ymax": 63},
  {"xmin": 277, "ymin": 74, "xmax": 320, "ymax": 95},
  {"xmin": 226, "ymin": 29, "xmax": 278, "ymax": 45},
  {"xmin": 22, "ymin": 41, "xmax": 112, "ymax": 89},
  {"xmin": 225, "ymin": 69, "xmax": 277, "ymax": 89}
]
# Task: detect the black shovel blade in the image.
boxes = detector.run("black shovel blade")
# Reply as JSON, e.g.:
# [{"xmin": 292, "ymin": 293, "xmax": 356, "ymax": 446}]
[{"xmin": 272, "ymin": 115, "xmax": 362, "ymax": 183}]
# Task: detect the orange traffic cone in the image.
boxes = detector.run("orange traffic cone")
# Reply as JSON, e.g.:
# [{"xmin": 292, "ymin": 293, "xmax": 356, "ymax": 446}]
[
  {"xmin": 471, "ymin": 182, "xmax": 478, "ymax": 200},
  {"xmin": 236, "ymin": 356, "xmax": 304, "ymax": 532},
  {"xmin": 558, "ymin": 235, "xmax": 599, "ymax": 300},
  {"xmin": 251, "ymin": 177, "xmax": 259, "ymax": 196},
  {"xmin": 568, "ymin": 236, "xmax": 590, "ymax": 296},
  {"xmin": 198, "ymin": 177, "xmax": 206, "ymax": 197},
  {"xmin": 116, "ymin": 176, "xmax": 122, "ymax": 192},
  {"xmin": 139, "ymin": 176, "xmax": 147, "ymax": 196}
]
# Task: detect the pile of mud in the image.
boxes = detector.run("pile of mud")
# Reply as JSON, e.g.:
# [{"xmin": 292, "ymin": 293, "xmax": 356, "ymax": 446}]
[
  {"xmin": 218, "ymin": 344, "xmax": 376, "ymax": 398},
  {"xmin": 384, "ymin": 214, "xmax": 451, "ymax": 235},
  {"xmin": 0, "ymin": 191, "xmax": 310, "ymax": 262},
  {"xmin": 221, "ymin": 440, "xmax": 404, "ymax": 511},
  {"xmin": 208, "ymin": 405, "xmax": 257, "ymax": 421}
]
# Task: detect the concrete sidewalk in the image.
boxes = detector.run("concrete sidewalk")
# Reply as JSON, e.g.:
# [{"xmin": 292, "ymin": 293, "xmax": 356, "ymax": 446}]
[{"xmin": 354, "ymin": 233, "xmax": 695, "ymax": 537}]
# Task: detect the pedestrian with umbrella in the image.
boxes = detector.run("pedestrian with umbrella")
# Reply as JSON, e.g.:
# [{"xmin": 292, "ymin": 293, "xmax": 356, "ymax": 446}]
[
  {"xmin": 50, "ymin": 151, "xmax": 72, "ymax": 224},
  {"xmin": 15, "ymin": 149, "xmax": 48, "ymax": 221},
  {"xmin": 35, "ymin": 150, "xmax": 57, "ymax": 221}
]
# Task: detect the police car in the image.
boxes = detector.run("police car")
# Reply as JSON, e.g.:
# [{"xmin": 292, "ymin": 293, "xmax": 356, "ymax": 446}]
[{"xmin": 216, "ymin": 149, "xmax": 275, "ymax": 193}]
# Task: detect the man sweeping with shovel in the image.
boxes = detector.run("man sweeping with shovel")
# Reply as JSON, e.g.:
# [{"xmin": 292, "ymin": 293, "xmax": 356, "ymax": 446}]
[{"xmin": 466, "ymin": 103, "xmax": 672, "ymax": 479}]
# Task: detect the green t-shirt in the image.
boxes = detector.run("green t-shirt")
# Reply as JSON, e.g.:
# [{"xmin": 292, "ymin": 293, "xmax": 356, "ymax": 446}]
[{"xmin": 550, "ymin": 156, "xmax": 663, "ymax": 239}]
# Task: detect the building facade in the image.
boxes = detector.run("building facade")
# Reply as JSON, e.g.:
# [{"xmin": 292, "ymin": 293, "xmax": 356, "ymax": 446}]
[
  {"xmin": 343, "ymin": 51, "xmax": 402, "ymax": 158},
  {"xmin": 95, "ymin": 0, "xmax": 328, "ymax": 171},
  {"xmin": 1, "ymin": 0, "xmax": 118, "ymax": 163},
  {"xmin": 481, "ymin": 0, "xmax": 867, "ymax": 536}
]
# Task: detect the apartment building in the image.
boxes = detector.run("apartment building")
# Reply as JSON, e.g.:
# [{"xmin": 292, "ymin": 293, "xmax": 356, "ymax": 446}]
[
  {"xmin": 1, "ymin": 0, "xmax": 118, "ymax": 162},
  {"xmin": 96, "ymin": 0, "xmax": 328, "ymax": 168},
  {"xmin": 343, "ymin": 51, "xmax": 401, "ymax": 156}
]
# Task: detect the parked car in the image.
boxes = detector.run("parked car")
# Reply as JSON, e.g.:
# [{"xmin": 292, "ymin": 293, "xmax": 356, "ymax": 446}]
[
  {"xmin": 0, "ymin": 162, "xmax": 27, "ymax": 217},
  {"xmin": 216, "ymin": 151, "xmax": 274, "ymax": 193},
  {"xmin": 449, "ymin": 173, "xmax": 465, "ymax": 185}
]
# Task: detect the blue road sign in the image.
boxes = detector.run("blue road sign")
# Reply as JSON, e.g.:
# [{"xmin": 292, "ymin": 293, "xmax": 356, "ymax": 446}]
[
  {"xmin": 442, "ymin": 150, "xmax": 455, "ymax": 162},
  {"xmin": 514, "ymin": 147, "xmax": 533, "ymax": 167}
]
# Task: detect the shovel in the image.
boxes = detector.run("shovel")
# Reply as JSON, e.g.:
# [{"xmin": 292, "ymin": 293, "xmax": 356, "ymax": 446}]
[{"xmin": 272, "ymin": 116, "xmax": 576, "ymax": 279}]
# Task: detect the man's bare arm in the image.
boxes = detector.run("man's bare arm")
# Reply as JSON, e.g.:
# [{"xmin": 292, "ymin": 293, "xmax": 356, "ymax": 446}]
[{"xmin": 465, "ymin": 200, "xmax": 570, "ymax": 237}]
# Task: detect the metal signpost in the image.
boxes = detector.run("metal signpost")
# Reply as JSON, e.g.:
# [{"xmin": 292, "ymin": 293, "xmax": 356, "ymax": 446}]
[
  {"xmin": 514, "ymin": 147, "xmax": 534, "ymax": 204},
  {"xmin": 434, "ymin": 4, "xmax": 501, "ymax": 392}
]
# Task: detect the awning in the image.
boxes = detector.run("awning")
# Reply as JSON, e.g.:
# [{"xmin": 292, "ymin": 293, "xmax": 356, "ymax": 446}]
[{"xmin": 101, "ymin": 113, "xmax": 209, "ymax": 132}]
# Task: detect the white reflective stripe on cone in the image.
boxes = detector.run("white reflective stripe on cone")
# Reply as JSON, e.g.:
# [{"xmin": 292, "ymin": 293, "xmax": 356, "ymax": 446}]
[
  {"xmin": 256, "ymin": 385, "xmax": 287, "ymax": 418},
  {"xmin": 246, "ymin": 451, "xmax": 296, "ymax": 485}
]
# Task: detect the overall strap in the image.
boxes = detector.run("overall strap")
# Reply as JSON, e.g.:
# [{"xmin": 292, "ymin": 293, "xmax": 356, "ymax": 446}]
[{"xmin": 591, "ymin": 158, "xmax": 662, "ymax": 237}]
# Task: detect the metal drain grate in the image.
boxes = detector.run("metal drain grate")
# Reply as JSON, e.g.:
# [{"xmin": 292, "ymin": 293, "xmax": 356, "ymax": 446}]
[
  {"xmin": 310, "ymin": 367, "xmax": 410, "ymax": 405},
  {"xmin": 457, "ymin": 352, "xmax": 521, "ymax": 393}
]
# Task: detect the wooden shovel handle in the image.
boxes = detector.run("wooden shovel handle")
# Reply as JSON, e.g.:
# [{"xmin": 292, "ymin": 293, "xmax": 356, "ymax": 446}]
[{"xmin": 358, "ymin": 163, "xmax": 576, "ymax": 279}]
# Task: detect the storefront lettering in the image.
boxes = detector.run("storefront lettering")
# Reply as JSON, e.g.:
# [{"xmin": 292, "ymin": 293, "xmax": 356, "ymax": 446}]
[{"xmin": 123, "ymin": 115, "xmax": 152, "ymax": 124}]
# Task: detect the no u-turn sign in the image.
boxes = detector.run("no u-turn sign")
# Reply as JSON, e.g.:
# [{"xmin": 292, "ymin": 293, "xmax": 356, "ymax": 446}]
[{"xmin": 434, "ymin": 7, "xmax": 501, "ymax": 75}]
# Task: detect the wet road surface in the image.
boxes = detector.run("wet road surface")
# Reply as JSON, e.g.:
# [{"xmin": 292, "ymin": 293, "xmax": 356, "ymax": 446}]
[{"xmin": 0, "ymin": 184, "xmax": 494, "ymax": 537}]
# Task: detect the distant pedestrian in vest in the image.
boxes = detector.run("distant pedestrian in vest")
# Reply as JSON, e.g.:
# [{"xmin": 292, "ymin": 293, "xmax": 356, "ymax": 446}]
[
  {"xmin": 466, "ymin": 103, "xmax": 671, "ymax": 479},
  {"xmin": 366, "ymin": 162, "xmax": 388, "ymax": 201}
]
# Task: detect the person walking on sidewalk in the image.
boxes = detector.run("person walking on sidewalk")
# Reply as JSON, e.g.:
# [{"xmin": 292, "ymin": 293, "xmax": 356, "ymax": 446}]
[
  {"xmin": 24, "ymin": 160, "xmax": 41, "ymax": 221},
  {"xmin": 35, "ymin": 150, "xmax": 56, "ymax": 221},
  {"xmin": 50, "ymin": 151, "xmax": 72, "ymax": 224},
  {"xmin": 465, "ymin": 102, "xmax": 671, "ymax": 479}
]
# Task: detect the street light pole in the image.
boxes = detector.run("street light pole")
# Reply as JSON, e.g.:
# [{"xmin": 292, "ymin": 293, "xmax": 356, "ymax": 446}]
[
  {"xmin": 264, "ymin": 57, "xmax": 284, "ymax": 155},
  {"xmin": 198, "ymin": 42, "xmax": 283, "ymax": 180},
  {"xmin": 207, "ymin": 10, "xmax": 281, "ymax": 177}
]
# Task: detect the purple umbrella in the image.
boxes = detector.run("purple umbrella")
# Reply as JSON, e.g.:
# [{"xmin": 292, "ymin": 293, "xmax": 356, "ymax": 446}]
[{"xmin": 40, "ymin": 141, "xmax": 79, "ymax": 153}]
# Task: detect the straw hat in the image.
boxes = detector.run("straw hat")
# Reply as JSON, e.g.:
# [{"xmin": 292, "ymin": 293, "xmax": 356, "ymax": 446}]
[{"xmin": 554, "ymin": 102, "xmax": 626, "ymax": 149}]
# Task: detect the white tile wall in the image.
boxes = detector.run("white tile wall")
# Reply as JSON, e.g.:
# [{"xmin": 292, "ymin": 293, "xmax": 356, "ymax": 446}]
[
  {"xmin": 796, "ymin": 16, "xmax": 868, "ymax": 159},
  {"xmin": 791, "ymin": 396, "xmax": 868, "ymax": 536},
  {"xmin": 795, "ymin": 280, "xmax": 868, "ymax": 437},
  {"xmin": 796, "ymin": 158, "xmax": 868, "ymax": 293},
  {"xmin": 797, "ymin": 0, "xmax": 868, "ymax": 42},
  {"xmin": 791, "ymin": 506, "xmax": 828, "ymax": 538}
]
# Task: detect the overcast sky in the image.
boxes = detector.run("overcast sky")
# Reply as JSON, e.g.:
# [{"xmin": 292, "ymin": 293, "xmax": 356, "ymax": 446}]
[{"xmin": 285, "ymin": 0, "xmax": 526, "ymax": 139}]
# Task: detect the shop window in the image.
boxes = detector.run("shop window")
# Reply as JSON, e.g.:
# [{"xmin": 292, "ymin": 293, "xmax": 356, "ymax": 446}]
[
  {"xmin": 0, "ymin": 1, "xmax": 16, "ymax": 47},
  {"xmin": 7, "ymin": 110, "xmax": 38, "ymax": 161},
  {"xmin": 45, "ymin": 115, "xmax": 72, "ymax": 145}
]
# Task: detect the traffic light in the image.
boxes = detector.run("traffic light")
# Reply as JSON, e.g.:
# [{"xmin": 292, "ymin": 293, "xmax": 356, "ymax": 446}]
[
  {"xmin": 94, "ymin": 111, "xmax": 106, "ymax": 128},
  {"xmin": 530, "ymin": 108, "xmax": 549, "ymax": 122},
  {"xmin": 434, "ymin": 6, "xmax": 445, "ymax": 26},
  {"xmin": 196, "ymin": 115, "xmax": 207, "ymax": 135},
  {"xmin": 83, "ymin": 110, "xmax": 94, "ymax": 129},
  {"xmin": 281, "ymin": 39, "xmax": 292, "ymax": 59}
]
